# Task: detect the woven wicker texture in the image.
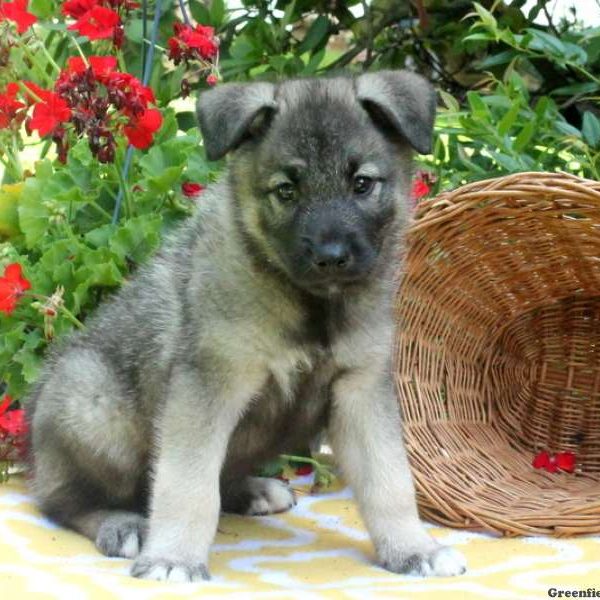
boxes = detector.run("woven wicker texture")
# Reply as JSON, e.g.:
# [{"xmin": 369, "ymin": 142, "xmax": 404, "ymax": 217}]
[{"xmin": 395, "ymin": 172, "xmax": 600, "ymax": 536}]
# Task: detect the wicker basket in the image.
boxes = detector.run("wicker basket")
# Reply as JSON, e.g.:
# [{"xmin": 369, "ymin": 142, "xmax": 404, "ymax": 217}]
[{"xmin": 395, "ymin": 172, "xmax": 600, "ymax": 537}]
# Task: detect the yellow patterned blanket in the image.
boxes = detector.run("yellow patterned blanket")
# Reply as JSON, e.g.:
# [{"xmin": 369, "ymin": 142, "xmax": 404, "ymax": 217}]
[{"xmin": 1, "ymin": 474, "xmax": 598, "ymax": 599}]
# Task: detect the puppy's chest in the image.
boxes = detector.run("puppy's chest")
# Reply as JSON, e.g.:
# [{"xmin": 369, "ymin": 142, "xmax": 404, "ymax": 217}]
[{"xmin": 265, "ymin": 342, "xmax": 330, "ymax": 401}]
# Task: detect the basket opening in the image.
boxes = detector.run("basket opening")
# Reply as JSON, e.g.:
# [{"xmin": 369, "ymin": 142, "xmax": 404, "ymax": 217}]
[{"xmin": 490, "ymin": 295, "xmax": 600, "ymax": 471}]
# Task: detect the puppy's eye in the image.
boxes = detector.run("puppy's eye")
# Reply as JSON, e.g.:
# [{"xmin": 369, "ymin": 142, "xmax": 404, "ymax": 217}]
[
  {"xmin": 275, "ymin": 182, "xmax": 296, "ymax": 203},
  {"xmin": 353, "ymin": 176, "xmax": 375, "ymax": 195}
]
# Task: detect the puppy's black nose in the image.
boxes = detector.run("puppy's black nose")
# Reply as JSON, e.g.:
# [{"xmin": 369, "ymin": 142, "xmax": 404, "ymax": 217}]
[{"xmin": 311, "ymin": 241, "xmax": 352, "ymax": 271}]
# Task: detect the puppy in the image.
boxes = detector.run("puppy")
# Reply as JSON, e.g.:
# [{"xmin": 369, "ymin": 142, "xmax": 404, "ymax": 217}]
[{"xmin": 25, "ymin": 70, "xmax": 467, "ymax": 582}]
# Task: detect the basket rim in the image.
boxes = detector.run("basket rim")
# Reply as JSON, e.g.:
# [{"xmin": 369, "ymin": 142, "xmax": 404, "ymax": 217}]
[{"xmin": 410, "ymin": 171, "xmax": 600, "ymax": 234}]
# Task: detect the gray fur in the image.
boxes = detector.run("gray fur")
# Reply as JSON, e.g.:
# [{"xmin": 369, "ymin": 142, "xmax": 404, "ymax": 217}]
[{"xmin": 26, "ymin": 70, "xmax": 466, "ymax": 582}]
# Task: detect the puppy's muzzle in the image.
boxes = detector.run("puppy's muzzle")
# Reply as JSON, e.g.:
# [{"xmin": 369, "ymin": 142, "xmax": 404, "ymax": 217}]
[{"xmin": 306, "ymin": 239, "xmax": 353, "ymax": 273}]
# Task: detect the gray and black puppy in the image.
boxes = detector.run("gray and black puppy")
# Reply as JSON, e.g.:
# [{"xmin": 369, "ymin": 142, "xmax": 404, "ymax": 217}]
[{"xmin": 25, "ymin": 70, "xmax": 467, "ymax": 582}]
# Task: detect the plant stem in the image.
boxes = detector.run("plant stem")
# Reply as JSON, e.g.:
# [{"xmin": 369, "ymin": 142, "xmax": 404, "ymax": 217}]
[
  {"xmin": 178, "ymin": 0, "xmax": 191, "ymax": 25},
  {"xmin": 68, "ymin": 34, "xmax": 89, "ymax": 66},
  {"xmin": 116, "ymin": 48, "xmax": 127, "ymax": 72},
  {"xmin": 88, "ymin": 200, "xmax": 113, "ymax": 220},
  {"xmin": 23, "ymin": 293, "xmax": 85, "ymax": 330},
  {"xmin": 37, "ymin": 38, "xmax": 62, "ymax": 73},
  {"xmin": 59, "ymin": 305, "xmax": 85, "ymax": 329},
  {"xmin": 114, "ymin": 152, "xmax": 134, "ymax": 220}
]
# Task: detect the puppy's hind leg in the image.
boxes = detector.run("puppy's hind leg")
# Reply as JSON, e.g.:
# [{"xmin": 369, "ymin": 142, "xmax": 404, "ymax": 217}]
[
  {"xmin": 31, "ymin": 443, "xmax": 147, "ymax": 559},
  {"xmin": 28, "ymin": 348, "xmax": 149, "ymax": 559},
  {"xmin": 221, "ymin": 476, "xmax": 296, "ymax": 516}
]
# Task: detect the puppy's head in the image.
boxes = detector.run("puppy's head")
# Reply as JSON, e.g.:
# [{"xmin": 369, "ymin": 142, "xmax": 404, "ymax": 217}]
[{"xmin": 197, "ymin": 70, "xmax": 435, "ymax": 297}]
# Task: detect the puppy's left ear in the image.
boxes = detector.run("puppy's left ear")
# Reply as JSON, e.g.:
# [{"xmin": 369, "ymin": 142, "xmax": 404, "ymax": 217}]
[
  {"xmin": 196, "ymin": 82, "xmax": 277, "ymax": 161},
  {"xmin": 355, "ymin": 70, "xmax": 436, "ymax": 155}
]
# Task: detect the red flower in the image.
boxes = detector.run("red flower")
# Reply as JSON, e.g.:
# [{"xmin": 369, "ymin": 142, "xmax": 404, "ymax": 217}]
[
  {"xmin": 22, "ymin": 81, "xmax": 53, "ymax": 105},
  {"xmin": 28, "ymin": 91, "xmax": 72, "ymax": 137},
  {"xmin": 411, "ymin": 179, "xmax": 430, "ymax": 201},
  {"xmin": 124, "ymin": 108, "xmax": 162, "ymax": 149},
  {"xmin": 555, "ymin": 451, "xmax": 576, "ymax": 473},
  {"xmin": 0, "ymin": 0, "xmax": 37, "ymax": 34},
  {"xmin": 0, "ymin": 395, "xmax": 10, "ymax": 415},
  {"xmin": 66, "ymin": 55, "xmax": 117, "ymax": 79},
  {"xmin": 206, "ymin": 74, "xmax": 218, "ymax": 87},
  {"xmin": 0, "ymin": 398, "xmax": 27, "ymax": 437},
  {"xmin": 295, "ymin": 464, "xmax": 313, "ymax": 476},
  {"xmin": 106, "ymin": 71, "xmax": 154, "ymax": 115},
  {"xmin": 61, "ymin": 0, "xmax": 96, "ymax": 18},
  {"xmin": 0, "ymin": 263, "xmax": 31, "ymax": 314},
  {"xmin": 532, "ymin": 451, "xmax": 550, "ymax": 470},
  {"xmin": 67, "ymin": 6, "xmax": 120, "ymax": 41},
  {"xmin": 0, "ymin": 394, "xmax": 28, "ymax": 461},
  {"xmin": 181, "ymin": 182, "xmax": 204, "ymax": 198},
  {"xmin": 168, "ymin": 22, "xmax": 219, "ymax": 65},
  {"xmin": 0, "ymin": 83, "xmax": 26, "ymax": 129},
  {"xmin": 545, "ymin": 455, "xmax": 559, "ymax": 473},
  {"xmin": 532, "ymin": 450, "xmax": 577, "ymax": 473}
]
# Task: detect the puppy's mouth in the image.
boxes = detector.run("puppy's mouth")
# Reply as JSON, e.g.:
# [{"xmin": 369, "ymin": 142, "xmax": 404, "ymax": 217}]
[{"xmin": 289, "ymin": 268, "xmax": 374, "ymax": 296}]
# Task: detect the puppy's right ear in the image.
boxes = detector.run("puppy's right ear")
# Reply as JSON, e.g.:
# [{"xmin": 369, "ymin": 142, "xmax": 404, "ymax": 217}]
[{"xmin": 196, "ymin": 82, "xmax": 277, "ymax": 161}]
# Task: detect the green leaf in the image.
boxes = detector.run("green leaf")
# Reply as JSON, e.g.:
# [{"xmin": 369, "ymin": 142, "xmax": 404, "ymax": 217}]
[
  {"xmin": 19, "ymin": 176, "xmax": 50, "ymax": 248},
  {"xmin": 555, "ymin": 120, "xmax": 582, "ymax": 138},
  {"xmin": 29, "ymin": 0, "xmax": 55, "ymax": 19},
  {"xmin": 176, "ymin": 111, "xmax": 197, "ymax": 132},
  {"xmin": 462, "ymin": 33, "xmax": 494, "ymax": 42},
  {"xmin": 477, "ymin": 49, "xmax": 517, "ymax": 69},
  {"xmin": 467, "ymin": 92, "xmax": 490, "ymax": 120},
  {"xmin": 303, "ymin": 47, "xmax": 325, "ymax": 74},
  {"xmin": 582, "ymin": 112, "xmax": 600, "ymax": 148},
  {"xmin": 13, "ymin": 346, "xmax": 42, "ymax": 384},
  {"xmin": 124, "ymin": 18, "xmax": 145, "ymax": 44},
  {"xmin": 489, "ymin": 151, "xmax": 522, "ymax": 172},
  {"xmin": 297, "ymin": 16, "xmax": 330, "ymax": 55},
  {"xmin": 472, "ymin": 3, "xmax": 497, "ymax": 31},
  {"xmin": 513, "ymin": 121, "xmax": 536, "ymax": 152},
  {"xmin": 209, "ymin": 0, "xmax": 225, "ymax": 27},
  {"xmin": 258, "ymin": 458, "xmax": 285, "ymax": 478},
  {"xmin": 497, "ymin": 103, "xmax": 521, "ymax": 136},
  {"xmin": 439, "ymin": 90, "xmax": 459, "ymax": 112},
  {"xmin": 551, "ymin": 82, "xmax": 600, "ymax": 96},
  {"xmin": 189, "ymin": 0, "xmax": 210, "ymax": 25},
  {"xmin": 109, "ymin": 215, "xmax": 163, "ymax": 263},
  {"xmin": 280, "ymin": 0, "xmax": 297, "ymax": 32}
]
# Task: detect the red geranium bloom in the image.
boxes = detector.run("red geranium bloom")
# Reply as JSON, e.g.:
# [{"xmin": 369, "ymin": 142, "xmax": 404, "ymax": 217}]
[
  {"xmin": 532, "ymin": 451, "xmax": 550, "ymax": 470},
  {"xmin": 168, "ymin": 23, "xmax": 219, "ymax": 65},
  {"xmin": 411, "ymin": 179, "xmax": 430, "ymax": 201},
  {"xmin": 29, "ymin": 91, "xmax": 71, "ymax": 136},
  {"xmin": 106, "ymin": 71, "xmax": 155, "ymax": 116},
  {"xmin": 66, "ymin": 55, "xmax": 117, "ymax": 79},
  {"xmin": 295, "ymin": 464, "xmax": 313, "ymax": 476},
  {"xmin": 532, "ymin": 450, "xmax": 577, "ymax": 473},
  {"xmin": 0, "ymin": 263, "xmax": 31, "ymax": 314},
  {"xmin": 0, "ymin": 0, "xmax": 37, "ymax": 34},
  {"xmin": 0, "ymin": 403, "xmax": 27, "ymax": 437},
  {"xmin": 67, "ymin": 5, "xmax": 120, "ymax": 40},
  {"xmin": 124, "ymin": 108, "xmax": 162, "ymax": 149},
  {"xmin": 0, "ymin": 394, "xmax": 28, "ymax": 462},
  {"xmin": 181, "ymin": 182, "xmax": 204, "ymax": 198},
  {"xmin": 555, "ymin": 451, "xmax": 576, "ymax": 473},
  {"xmin": 22, "ymin": 81, "xmax": 52, "ymax": 105},
  {"xmin": 0, "ymin": 83, "xmax": 26, "ymax": 129},
  {"xmin": 61, "ymin": 0, "xmax": 95, "ymax": 18}
]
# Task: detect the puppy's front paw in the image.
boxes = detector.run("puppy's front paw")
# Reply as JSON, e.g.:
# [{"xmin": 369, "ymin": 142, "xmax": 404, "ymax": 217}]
[
  {"xmin": 131, "ymin": 556, "xmax": 210, "ymax": 582},
  {"xmin": 382, "ymin": 545, "xmax": 467, "ymax": 577},
  {"xmin": 96, "ymin": 513, "xmax": 147, "ymax": 559}
]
